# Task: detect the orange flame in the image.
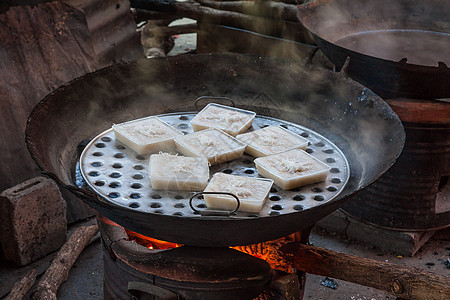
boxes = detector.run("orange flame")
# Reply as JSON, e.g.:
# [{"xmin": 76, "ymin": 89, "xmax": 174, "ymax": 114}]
[{"xmin": 125, "ymin": 228, "xmax": 296, "ymax": 272}]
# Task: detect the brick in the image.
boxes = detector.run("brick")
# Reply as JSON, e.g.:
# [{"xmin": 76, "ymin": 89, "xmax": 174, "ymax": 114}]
[{"xmin": 0, "ymin": 176, "xmax": 67, "ymax": 266}]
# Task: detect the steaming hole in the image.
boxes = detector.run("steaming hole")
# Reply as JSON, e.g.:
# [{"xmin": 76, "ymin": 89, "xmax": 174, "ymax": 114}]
[
  {"xmin": 129, "ymin": 203, "xmax": 140, "ymax": 208},
  {"xmin": 327, "ymin": 186, "xmax": 338, "ymax": 192},
  {"xmin": 178, "ymin": 123, "xmax": 189, "ymax": 129},
  {"xmin": 112, "ymin": 163, "xmax": 123, "ymax": 169},
  {"xmin": 114, "ymin": 153, "xmax": 125, "ymax": 158},
  {"xmin": 244, "ymin": 169, "xmax": 254, "ymax": 174},
  {"xmin": 132, "ymin": 174, "xmax": 144, "ymax": 180},
  {"xmin": 294, "ymin": 205, "xmax": 304, "ymax": 211},
  {"xmin": 300, "ymin": 132, "xmax": 309, "ymax": 138},
  {"xmin": 95, "ymin": 143, "xmax": 106, "ymax": 148},
  {"xmin": 312, "ymin": 187, "xmax": 323, "ymax": 193},
  {"xmin": 91, "ymin": 162, "xmax": 103, "ymax": 167},
  {"xmin": 313, "ymin": 195, "xmax": 325, "ymax": 201},
  {"xmin": 293, "ymin": 195, "xmax": 305, "ymax": 201},
  {"xmin": 110, "ymin": 172, "xmax": 121, "ymax": 178},
  {"xmin": 280, "ymin": 124, "xmax": 288, "ymax": 129},
  {"xmin": 151, "ymin": 194, "xmax": 161, "ymax": 199},
  {"xmin": 101, "ymin": 137, "xmax": 112, "ymax": 142},
  {"xmin": 88, "ymin": 171, "xmax": 99, "ymax": 177},
  {"xmin": 109, "ymin": 182, "xmax": 120, "ymax": 188},
  {"xmin": 182, "ymin": 131, "xmax": 189, "ymax": 135},
  {"xmin": 270, "ymin": 195, "xmax": 281, "ymax": 201},
  {"xmin": 269, "ymin": 211, "xmax": 280, "ymax": 216},
  {"xmin": 93, "ymin": 152, "xmax": 103, "ymax": 157},
  {"xmin": 242, "ymin": 159, "xmax": 252, "ymax": 164},
  {"xmin": 173, "ymin": 212, "xmax": 183, "ymax": 216},
  {"xmin": 261, "ymin": 124, "xmax": 269, "ymax": 128},
  {"xmin": 197, "ymin": 204, "xmax": 207, "ymax": 209},
  {"xmin": 305, "ymin": 148, "xmax": 314, "ymax": 154},
  {"xmin": 116, "ymin": 145, "xmax": 126, "ymax": 150},
  {"xmin": 150, "ymin": 202, "xmax": 162, "ymax": 208},
  {"xmin": 94, "ymin": 180, "xmax": 106, "ymax": 186},
  {"xmin": 154, "ymin": 210, "xmax": 163, "ymax": 214},
  {"xmin": 272, "ymin": 204, "xmax": 282, "ymax": 210},
  {"xmin": 179, "ymin": 116, "xmax": 189, "ymax": 120},
  {"xmin": 326, "ymin": 158, "xmax": 336, "ymax": 163},
  {"xmin": 291, "ymin": 188, "xmax": 301, "ymax": 192},
  {"xmin": 131, "ymin": 183, "xmax": 142, "ymax": 189},
  {"xmin": 174, "ymin": 203, "xmax": 185, "ymax": 208},
  {"xmin": 175, "ymin": 195, "xmax": 183, "ymax": 200},
  {"xmin": 331, "ymin": 178, "xmax": 341, "ymax": 184},
  {"xmin": 223, "ymin": 169, "xmax": 233, "ymax": 174},
  {"xmin": 315, "ymin": 142, "xmax": 325, "ymax": 147},
  {"xmin": 330, "ymin": 168, "xmax": 340, "ymax": 173},
  {"xmin": 136, "ymin": 155, "xmax": 145, "ymax": 160},
  {"xmin": 108, "ymin": 192, "xmax": 120, "ymax": 198},
  {"xmin": 134, "ymin": 165, "xmax": 144, "ymax": 170},
  {"xmin": 130, "ymin": 193, "xmax": 141, "ymax": 199},
  {"xmin": 270, "ymin": 187, "xmax": 278, "ymax": 193},
  {"xmin": 323, "ymin": 149, "xmax": 334, "ymax": 154}
]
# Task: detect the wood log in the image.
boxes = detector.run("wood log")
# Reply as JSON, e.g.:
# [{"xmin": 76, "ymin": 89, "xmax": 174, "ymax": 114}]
[
  {"xmin": 280, "ymin": 243, "xmax": 450, "ymax": 300},
  {"xmin": 30, "ymin": 224, "xmax": 99, "ymax": 300},
  {"xmin": 4, "ymin": 269, "xmax": 37, "ymax": 300},
  {"xmin": 144, "ymin": 23, "xmax": 197, "ymax": 37},
  {"xmin": 195, "ymin": 0, "xmax": 298, "ymax": 22},
  {"xmin": 156, "ymin": 1, "xmax": 309, "ymax": 42}
]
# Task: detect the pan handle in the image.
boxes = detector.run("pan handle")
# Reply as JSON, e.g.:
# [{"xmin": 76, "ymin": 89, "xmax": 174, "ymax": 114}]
[
  {"xmin": 189, "ymin": 192, "xmax": 240, "ymax": 216},
  {"xmin": 195, "ymin": 96, "xmax": 235, "ymax": 111}
]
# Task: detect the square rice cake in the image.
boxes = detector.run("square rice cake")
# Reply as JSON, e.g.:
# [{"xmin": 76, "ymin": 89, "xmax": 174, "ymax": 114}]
[
  {"xmin": 190, "ymin": 103, "xmax": 256, "ymax": 136},
  {"xmin": 254, "ymin": 149, "xmax": 330, "ymax": 190},
  {"xmin": 112, "ymin": 116, "xmax": 183, "ymax": 155},
  {"xmin": 174, "ymin": 128, "xmax": 246, "ymax": 165},
  {"xmin": 203, "ymin": 173, "xmax": 273, "ymax": 213},
  {"xmin": 149, "ymin": 153, "xmax": 209, "ymax": 191},
  {"xmin": 236, "ymin": 125, "xmax": 309, "ymax": 157}
]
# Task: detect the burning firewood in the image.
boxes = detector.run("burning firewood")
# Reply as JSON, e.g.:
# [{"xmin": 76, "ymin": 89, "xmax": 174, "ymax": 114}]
[{"xmin": 30, "ymin": 224, "xmax": 99, "ymax": 300}]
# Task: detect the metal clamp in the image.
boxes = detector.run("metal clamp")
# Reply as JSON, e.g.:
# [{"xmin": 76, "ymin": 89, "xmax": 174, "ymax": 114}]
[
  {"xmin": 195, "ymin": 96, "xmax": 235, "ymax": 111},
  {"xmin": 189, "ymin": 192, "xmax": 240, "ymax": 216}
]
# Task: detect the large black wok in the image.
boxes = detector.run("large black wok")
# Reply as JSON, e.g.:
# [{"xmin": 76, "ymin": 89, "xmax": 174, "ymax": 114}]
[
  {"xmin": 298, "ymin": 0, "xmax": 450, "ymax": 99},
  {"xmin": 26, "ymin": 54, "xmax": 405, "ymax": 246}
]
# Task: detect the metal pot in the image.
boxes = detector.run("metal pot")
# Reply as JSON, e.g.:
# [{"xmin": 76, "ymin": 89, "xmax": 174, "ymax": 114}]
[
  {"xmin": 26, "ymin": 53, "xmax": 405, "ymax": 246},
  {"xmin": 298, "ymin": 0, "xmax": 450, "ymax": 99}
]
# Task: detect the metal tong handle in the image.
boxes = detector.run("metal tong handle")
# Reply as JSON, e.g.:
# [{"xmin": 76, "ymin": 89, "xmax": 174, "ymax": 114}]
[
  {"xmin": 189, "ymin": 192, "xmax": 240, "ymax": 216},
  {"xmin": 195, "ymin": 96, "xmax": 235, "ymax": 111}
]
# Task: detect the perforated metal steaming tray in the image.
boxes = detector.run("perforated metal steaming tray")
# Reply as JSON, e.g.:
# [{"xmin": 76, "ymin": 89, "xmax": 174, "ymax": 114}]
[{"xmin": 79, "ymin": 112, "xmax": 349, "ymax": 219}]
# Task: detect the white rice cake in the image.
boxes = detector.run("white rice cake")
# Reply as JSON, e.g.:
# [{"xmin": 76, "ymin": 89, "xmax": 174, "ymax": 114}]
[
  {"xmin": 236, "ymin": 125, "xmax": 309, "ymax": 157},
  {"xmin": 112, "ymin": 116, "xmax": 183, "ymax": 155},
  {"xmin": 174, "ymin": 128, "xmax": 246, "ymax": 165},
  {"xmin": 149, "ymin": 153, "xmax": 209, "ymax": 191},
  {"xmin": 190, "ymin": 103, "xmax": 256, "ymax": 136},
  {"xmin": 203, "ymin": 173, "xmax": 273, "ymax": 213},
  {"xmin": 254, "ymin": 149, "xmax": 330, "ymax": 190}
]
